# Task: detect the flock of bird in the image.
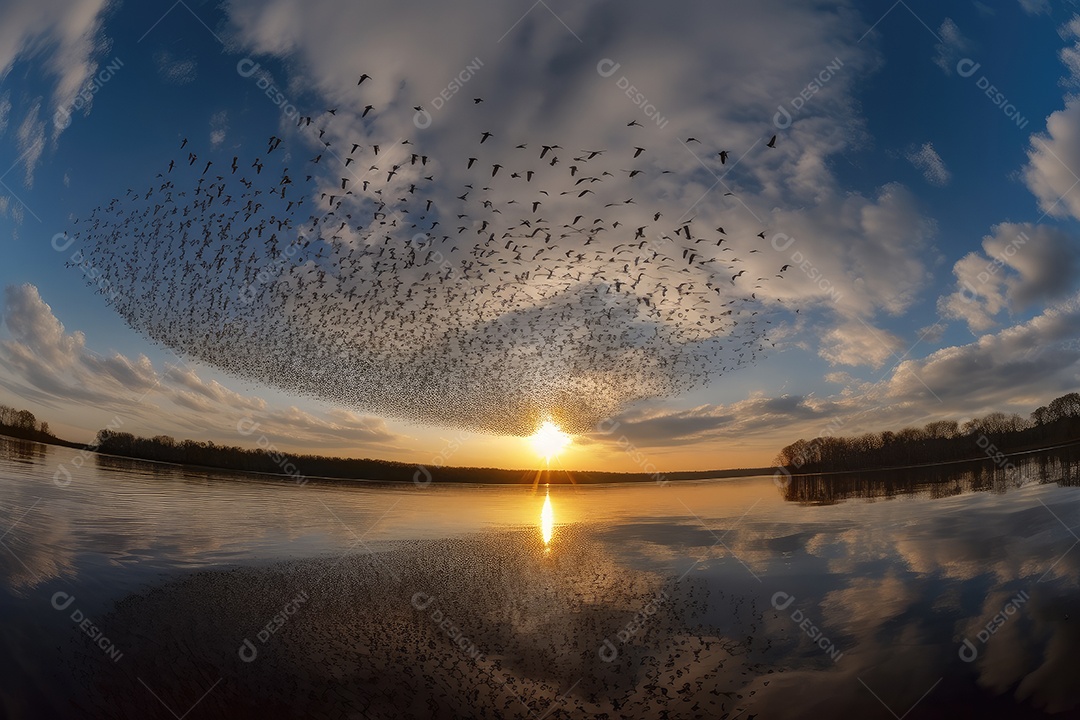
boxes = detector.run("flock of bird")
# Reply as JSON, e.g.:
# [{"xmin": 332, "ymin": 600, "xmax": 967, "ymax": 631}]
[{"xmin": 69, "ymin": 83, "xmax": 794, "ymax": 435}]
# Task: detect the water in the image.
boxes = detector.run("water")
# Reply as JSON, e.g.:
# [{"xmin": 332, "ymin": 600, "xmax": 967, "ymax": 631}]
[{"xmin": 2, "ymin": 436, "xmax": 1080, "ymax": 718}]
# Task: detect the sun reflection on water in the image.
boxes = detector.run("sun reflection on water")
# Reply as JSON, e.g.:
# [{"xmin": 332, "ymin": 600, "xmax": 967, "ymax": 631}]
[{"xmin": 541, "ymin": 490, "xmax": 554, "ymax": 546}]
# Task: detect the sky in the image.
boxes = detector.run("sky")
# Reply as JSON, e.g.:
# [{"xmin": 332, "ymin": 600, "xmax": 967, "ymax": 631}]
[{"xmin": 1, "ymin": 0, "xmax": 1080, "ymax": 473}]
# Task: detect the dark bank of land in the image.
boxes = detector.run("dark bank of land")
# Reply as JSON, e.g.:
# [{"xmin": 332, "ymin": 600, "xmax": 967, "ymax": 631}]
[
  {"xmin": 0, "ymin": 405, "xmax": 84, "ymax": 449},
  {"xmin": 83, "ymin": 428, "xmax": 773, "ymax": 484},
  {"xmin": 0, "ymin": 403, "xmax": 770, "ymax": 483},
  {"xmin": 775, "ymin": 392, "xmax": 1080, "ymax": 474},
  {"xmin": 6, "ymin": 391, "xmax": 1080, "ymax": 484}
]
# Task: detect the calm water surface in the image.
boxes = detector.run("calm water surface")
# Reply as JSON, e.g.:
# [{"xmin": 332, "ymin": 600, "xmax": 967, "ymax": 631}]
[{"xmin": 2, "ymin": 436, "xmax": 1080, "ymax": 718}]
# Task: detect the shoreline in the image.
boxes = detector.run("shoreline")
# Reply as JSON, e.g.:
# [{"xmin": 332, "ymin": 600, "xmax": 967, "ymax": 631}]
[{"xmin": 5, "ymin": 430, "xmax": 1080, "ymax": 486}]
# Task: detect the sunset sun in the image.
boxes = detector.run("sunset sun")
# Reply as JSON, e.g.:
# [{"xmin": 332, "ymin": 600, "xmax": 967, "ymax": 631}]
[{"xmin": 529, "ymin": 421, "xmax": 572, "ymax": 463}]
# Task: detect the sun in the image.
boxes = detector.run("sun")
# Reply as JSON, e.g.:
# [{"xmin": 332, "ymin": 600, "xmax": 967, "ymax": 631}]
[{"xmin": 529, "ymin": 420, "xmax": 572, "ymax": 463}]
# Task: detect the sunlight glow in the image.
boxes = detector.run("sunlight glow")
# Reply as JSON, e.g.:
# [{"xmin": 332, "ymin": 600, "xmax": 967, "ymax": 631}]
[
  {"xmin": 529, "ymin": 421, "xmax": 572, "ymax": 463},
  {"xmin": 541, "ymin": 491, "xmax": 554, "ymax": 545}
]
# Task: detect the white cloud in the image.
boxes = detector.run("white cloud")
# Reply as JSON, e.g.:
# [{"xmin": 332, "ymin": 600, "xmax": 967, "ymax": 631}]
[
  {"xmin": 2, "ymin": 283, "xmax": 85, "ymax": 369},
  {"xmin": 819, "ymin": 321, "xmax": 905, "ymax": 369},
  {"xmin": 0, "ymin": 284, "xmax": 408, "ymax": 451},
  {"xmin": 938, "ymin": 223, "xmax": 1079, "ymax": 332},
  {"xmin": 0, "ymin": 0, "xmax": 113, "ymax": 181},
  {"xmin": 906, "ymin": 142, "xmax": 951, "ymax": 186},
  {"xmin": 154, "ymin": 48, "xmax": 197, "ymax": 85},
  {"xmin": 15, "ymin": 100, "xmax": 45, "ymax": 187},
  {"xmin": 589, "ymin": 294, "xmax": 1080, "ymax": 453},
  {"xmin": 49, "ymin": 0, "xmax": 922, "ymax": 434},
  {"xmin": 1018, "ymin": 0, "xmax": 1051, "ymax": 15},
  {"xmin": 933, "ymin": 18, "xmax": 970, "ymax": 75},
  {"xmin": 209, "ymin": 109, "xmax": 228, "ymax": 146},
  {"xmin": 1024, "ymin": 99, "xmax": 1080, "ymax": 222},
  {"xmin": 889, "ymin": 296, "xmax": 1080, "ymax": 410},
  {"xmin": 0, "ymin": 91, "xmax": 10, "ymax": 136},
  {"xmin": 1024, "ymin": 19, "xmax": 1080, "ymax": 219}
]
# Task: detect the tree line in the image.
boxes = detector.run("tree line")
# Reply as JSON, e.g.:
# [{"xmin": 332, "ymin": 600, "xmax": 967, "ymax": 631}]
[
  {"xmin": 0, "ymin": 404, "xmax": 58, "ymax": 444},
  {"xmin": 89, "ymin": 428, "xmax": 763, "ymax": 484},
  {"xmin": 1, "ymin": 400, "xmax": 769, "ymax": 482},
  {"xmin": 775, "ymin": 392, "xmax": 1080, "ymax": 473}
]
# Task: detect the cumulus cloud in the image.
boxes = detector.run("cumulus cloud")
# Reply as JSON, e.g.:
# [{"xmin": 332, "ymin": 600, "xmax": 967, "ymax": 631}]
[
  {"xmin": 938, "ymin": 222, "xmax": 1079, "ymax": 332},
  {"xmin": 1023, "ymin": 101, "xmax": 1080, "ymax": 221},
  {"xmin": 819, "ymin": 320, "xmax": 905, "ymax": 369},
  {"xmin": 906, "ymin": 142, "xmax": 951, "ymax": 186},
  {"xmin": 0, "ymin": 284, "xmax": 406, "ymax": 451},
  {"xmin": 585, "ymin": 393, "xmax": 844, "ymax": 450},
  {"xmin": 1024, "ymin": 18, "xmax": 1080, "ymax": 219},
  {"xmin": 889, "ymin": 296, "xmax": 1080, "ymax": 411},
  {"xmin": 215, "ymin": 0, "xmax": 933, "ymax": 380},
  {"xmin": 588, "ymin": 294, "xmax": 1080, "ymax": 452}
]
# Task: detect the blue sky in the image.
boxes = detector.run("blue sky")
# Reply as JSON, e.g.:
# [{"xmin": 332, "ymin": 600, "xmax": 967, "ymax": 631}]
[{"xmin": 2, "ymin": 0, "xmax": 1080, "ymax": 471}]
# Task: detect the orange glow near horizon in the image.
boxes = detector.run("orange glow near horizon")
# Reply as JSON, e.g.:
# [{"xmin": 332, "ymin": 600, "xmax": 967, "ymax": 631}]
[
  {"xmin": 541, "ymin": 490, "xmax": 554, "ymax": 545},
  {"xmin": 528, "ymin": 421, "xmax": 573, "ymax": 464}
]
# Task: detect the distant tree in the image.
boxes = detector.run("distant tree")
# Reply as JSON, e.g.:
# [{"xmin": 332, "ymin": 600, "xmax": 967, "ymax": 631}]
[
  {"xmin": 775, "ymin": 392, "xmax": 1080, "ymax": 472},
  {"xmin": 1048, "ymin": 393, "xmax": 1080, "ymax": 421},
  {"xmin": 13, "ymin": 410, "xmax": 36, "ymax": 431},
  {"xmin": 924, "ymin": 420, "xmax": 960, "ymax": 439}
]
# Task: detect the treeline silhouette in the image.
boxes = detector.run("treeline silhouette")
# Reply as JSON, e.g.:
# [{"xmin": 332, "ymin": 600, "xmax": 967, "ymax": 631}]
[
  {"xmin": 0, "ymin": 400, "xmax": 769, "ymax": 483},
  {"xmin": 88, "ymin": 428, "xmax": 766, "ymax": 484},
  {"xmin": 775, "ymin": 392, "xmax": 1080, "ymax": 473},
  {"xmin": 0, "ymin": 404, "xmax": 80, "ymax": 447}
]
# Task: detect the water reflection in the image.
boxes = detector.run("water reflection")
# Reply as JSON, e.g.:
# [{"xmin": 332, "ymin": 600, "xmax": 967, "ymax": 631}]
[
  {"xmin": 1, "ymin": 436, "xmax": 47, "ymax": 465},
  {"xmin": 3, "ymin": 437, "xmax": 1080, "ymax": 717},
  {"xmin": 540, "ymin": 489, "xmax": 554, "ymax": 546},
  {"xmin": 779, "ymin": 443, "xmax": 1080, "ymax": 504}
]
